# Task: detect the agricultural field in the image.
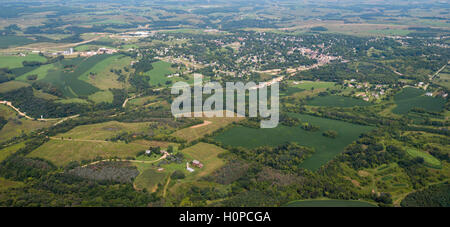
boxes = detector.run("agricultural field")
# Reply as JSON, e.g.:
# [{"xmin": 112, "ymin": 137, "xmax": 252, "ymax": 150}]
[
  {"xmin": 306, "ymin": 95, "xmax": 372, "ymax": 107},
  {"xmin": 0, "ymin": 81, "xmax": 29, "ymax": 93},
  {"xmin": 0, "ymin": 141, "xmax": 26, "ymax": 162},
  {"xmin": 172, "ymin": 115, "xmax": 242, "ymax": 142},
  {"xmin": 88, "ymin": 90, "xmax": 114, "ymax": 103},
  {"xmin": 0, "ymin": 36, "xmax": 35, "ymax": 49},
  {"xmin": 180, "ymin": 142, "xmax": 228, "ymax": 179},
  {"xmin": 0, "ymin": 54, "xmax": 46, "ymax": 69},
  {"xmin": 284, "ymin": 199, "xmax": 376, "ymax": 207},
  {"xmin": 54, "ymin": 121, "xmax": 161, "ymax": 140},
  {"xmin": 79, "ymin": 54, "xmax": 129, "ymax": 90},
  {"xmin": 392, "ymin": 87, "xmax": 445, "ymax": 114},
  {"xmin": 214, "ymin": 113, "xmax": 374, "ymax": 170},
  {"xmin": 144, "ymin": 61, "xmax": 178, "ymax": 86},
  {"xmin": 28, "ymin": 139, "xmax": 149, "ymax": 166}
]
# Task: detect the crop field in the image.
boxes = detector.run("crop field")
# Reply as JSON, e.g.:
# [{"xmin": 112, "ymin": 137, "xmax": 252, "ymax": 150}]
[
  {"xmin": 172, "ymin": 115, "xmax": 242, "ymax": 142},
  {"xmin": 214, "ymin": 113, "xmax": 374, "ymax": 170},
  {"xmin": 406, "ymin": 148, "xmax": 441, "ymax": 168},
  {"xmin": 0, "ymin": 36, "xmax": 35, "ymax": 49},
  {"xmin": 307, "ymin": 95, "xmax": 371, "ymax": 107},
  {"xmin": 28, "ymin": 140, "xmax": 149, "ymax": 166},
  {"xmin": 15, "ymin": 64, "xmax": 56, "ymax": 82},
  {"xmin": 0, "ymin": 54, "xmax": 47, "ymax": 69},
  {"xmin": 40, "ymin": 55, "xmax": 115, "ymax": 97},
  {"xmin": 0, "ymin": 141, "xmax": 26, "ymax": 162},
  {"xmin": 392, "ymin": 87, "xmax": 445, "ymax": 114},
  {"xmin": 0, "ymin": 81, "xmax": 30, "ymax": 93},
  {"xmin": 284, "ymin": 199, "xmax": 376, "ymax": 207},
  {"xmin": 181, "ymin": 142, "xmax": 227, "ymax": 178},
  {"xmin": 79, "ymin": 54, "xmax": 128, "ymax": 90},
  {"xmin": 55, "ymin": 121, "xmax": 157, "ymax": 140}
]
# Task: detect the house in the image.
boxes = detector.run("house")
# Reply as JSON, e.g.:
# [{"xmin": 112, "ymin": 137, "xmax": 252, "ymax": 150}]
[
  {"xmin": 157, "ymin": 168, "xmax": 164, "ymax": 172},
  {"xmin": 145, "ymin": 150, "xmax": 151, "ymax": 155},
  {"xmin": 192, "ymin": 160, "xmax": 203, "ymax": 168},
  {"xmin": 425, "ymin": 92, "xmax": 433, "ymax": 97}
]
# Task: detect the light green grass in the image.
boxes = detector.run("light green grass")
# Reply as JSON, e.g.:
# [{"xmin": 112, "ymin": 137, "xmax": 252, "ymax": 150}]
[
  {"xmin": 88, "ymin": 90, "xmax": 114, "ymax": 103},
  {"xmin": 0, "ymin": 142, "xmax": 26, "ymax": 162},
  {"xmin": 0, "ymin": 54, "xmax": 46, "ymax": 69},
  {"xmin": 0, "ymin": 81, "xmax": 30, "ymax": 93},
  {"xmin": 406, "ymin": 148, "xmax": 441, "ymax": 168},
  {"xmin": 285, "ymin": 199, "xmax": 376, "ymax": 207},
  {"xmin": 16, "ymin": 63, "xmax": 56, "ymax": 81}
]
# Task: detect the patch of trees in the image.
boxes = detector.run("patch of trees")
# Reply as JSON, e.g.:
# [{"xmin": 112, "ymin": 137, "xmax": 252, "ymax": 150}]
[
  {"xmin": 322, "ymin": 130, "xmax": 338, "ymax": 138},
  {"xmin": 401, "ymin": 182, "xmax": 449, "ymax": 207},
  {"xmin": 0, "ymin": 87, "xmax": 88, "ymax": 118},
  {"xmin": 67, "ymin": 162, "xmax": 139, "ymax": 184}
]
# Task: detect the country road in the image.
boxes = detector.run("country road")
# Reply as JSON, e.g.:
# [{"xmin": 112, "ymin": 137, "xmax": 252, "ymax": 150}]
[
  {"xmin": 0, "ymin": 100, "xmax": 79, "ymax": 125},
  {"xmin": 81, "ymin": 151, "xmax": 170, "ymax": 168}
]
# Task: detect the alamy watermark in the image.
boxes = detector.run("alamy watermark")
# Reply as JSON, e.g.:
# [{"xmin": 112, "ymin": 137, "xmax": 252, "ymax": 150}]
[{"xmin": 171, "ymin": 74, "xmax": 279, "ymax": 128}]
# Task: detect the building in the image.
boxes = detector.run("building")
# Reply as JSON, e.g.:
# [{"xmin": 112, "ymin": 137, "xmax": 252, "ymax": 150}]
[
  {"xmin": 145, "ymin": 150, "xmax": 151, "ymax": 155},
  {"xmin": 192, "ymin": 160, "xmax": 203, "ymax": 168},
  {"xmin": 186, "ymin": 162, "xmax": 195, "ymax": 172},
  {"xmin": 425, "ymin": 92, "xmax": 433, "ymax": 97}
]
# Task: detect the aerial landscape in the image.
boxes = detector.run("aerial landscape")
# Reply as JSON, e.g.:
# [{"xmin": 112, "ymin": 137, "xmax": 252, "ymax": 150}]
[{"xmin": 0, "ymin": 0, "xmax": 448, "ymax": 209}]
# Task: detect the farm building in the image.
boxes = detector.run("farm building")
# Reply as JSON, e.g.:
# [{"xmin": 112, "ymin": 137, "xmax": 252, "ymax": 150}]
[
  {"xmin": 145, "ymin": 150, "xmax": 151, "ymax": 155},
  {"xmin": 192, "ymin": 160, "xmax": 203, "ymax": 168}
]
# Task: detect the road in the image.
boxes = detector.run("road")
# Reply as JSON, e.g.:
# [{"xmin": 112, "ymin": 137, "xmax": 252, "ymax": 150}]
[
  {"xmin": 81, "ymin": 150, "xmax": 170, "ymax": 168},
  {"xmin": 0, "ymin": 100, "xmax": 79, "ymax": 125}
]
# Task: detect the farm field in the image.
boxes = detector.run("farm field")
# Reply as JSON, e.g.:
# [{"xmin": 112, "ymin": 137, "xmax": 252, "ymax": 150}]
[
  {"xmin": 79, "ymin": 54, "xmax": 128, "ymax": 90},
  {"xmin": 307, "ymin": 95, "xmax": 371, "ymax": 107},
  {"xmin": 284, "ymin": 199, "xmax": 376, "ymax": 207},
  {"xmin": 28, "ymin": 139, "xmax": 149, "ymax": 166},
  {"xmin": 392, "ymin": 87, "xmax": 445, "ymax": 114},
  {"xmin": 15, "ymin": 63, "xmax": 56, "ymax": 81},
  {"xmin": 290, "ymin": 81, "xmax": 335, "ymax": 90},
  {"xmin": 214, "ymin": 113, "xmax": 374, "ymax": 170},
  {"xmin": 144, "ymin": 61, "xmax": 178, "ymax": 86},
  {"xmin": 180, "ymin": 142, "xmax": 227, "ymax": 179},
  {"xmin": 0, "ymin": 141, "xmax": 26, "ymax": 162},
  {"xmin": 172, "ymin": 115, "xmax": 242, "ymax": 142},
  {"xmin": 0, "ymin": 36, "xmax": 35, "ymax": 49},
  {"xmin": 133, "ymin": 165, "xmax": 167, "ymax": 193},
  {"xmin": 40, "ymin": 55, "xmax": 114, "ymax": 97},
  {"xmin": 0, "ymin": 54, "xmax": 46, "ymax": 69},
  {"xmin": 54, "ymin": 121, "xmax": 157, "ymax": 140},
  {"xmin": 0, "ymin": 81, "xmax": 30, "ymax": 93}
]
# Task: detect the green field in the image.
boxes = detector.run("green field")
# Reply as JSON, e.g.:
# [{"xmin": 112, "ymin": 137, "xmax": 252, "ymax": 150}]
[
  {"xmin": 290, "ymin": 81, "xmax": 335, "ymax": 90},
  {"xmin": 392, "ymin": 87, "xmax": 445, "ymax": 114},
  {"xmin": 214, "ymin": 113, "xmax": 374, "ymax": 170},
  {"xmin": 28, "ymin": 139, "xmax": 149, "ymax": 166},
  {"xmin": 307, "ymin": 95, "xmax": 371, "ymax": 107},
  {"xmin": 0, "ymin": 54, "xmax": 47, "ymax": 69},
  {"xmin": 284, "ymin": 199, "xmax": 376, "ymax": 207},
  {"xmin": 406, "ymin": 148, "xmax": 442, "ymax": 168},
  {"xmin": 88, "ymin": 90, "xmax": 114, "ymax": 103},
  {"xmin": 0, "ymin": 36, "xmax": 35, "ymax": 49},
  {"xmin": 181, "ymin": 142, "xmax": 227, "ymax": 178},
  {"xmin": 134, "ymin": 167, "xmax": 167, "ymax": 193},
  {"xmin": 145, "ymin": 61, "xmax": 177, "ymax": 86},
  {"xmin": 39, "ymin": 55, "xmax": 116, "ymax": 97},
  {"xmin": 0, "ymin": 142, "xmax": 26, "ymax": 162},
  {"xmin": 16, "ymin": 63, "xmax": 56, "ymax": 81},
  {"xmin": 0, "ymin": 81, "xmax": 30, "ymax": 93}
]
